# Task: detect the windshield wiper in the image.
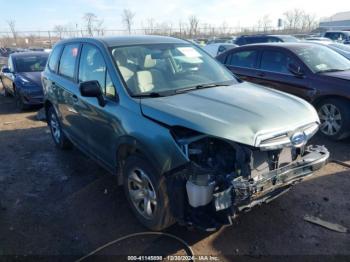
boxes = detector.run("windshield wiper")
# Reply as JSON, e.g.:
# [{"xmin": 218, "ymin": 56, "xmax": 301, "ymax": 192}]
[
  {"xmin": 175, "ymin": 83, "xmax": 229, "ymax": 94},
  {"xmin": 317, "ymin": 69, "xmax": 349, "ymax": 74},
  {"xmin": 131, "ymin": 92, "xmax": 163, "ymax": 98}
]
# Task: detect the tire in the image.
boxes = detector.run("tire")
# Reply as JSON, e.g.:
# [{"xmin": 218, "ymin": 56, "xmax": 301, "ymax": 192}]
[
  {"xmin": 3, "ymin": 87, "xmax": 9, "ymax": 97},
  {"xmin": 14, "ymin": 90, "xmax": 29, "ymax": 111},
  {"xmin": 123, "ymin": 154, "xmax": 175, "ymax": 231},
  {"xmin": 317, "ymin": 98, "xmax": 350, "ymax": 140},
  {"xmin": 47, "ymin": 106, "xmax": 72, "ymax": 150}
]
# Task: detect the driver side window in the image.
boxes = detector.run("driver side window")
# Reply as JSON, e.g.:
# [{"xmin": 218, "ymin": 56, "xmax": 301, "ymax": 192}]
[
  {"xmin": 79, "ymin": 44, "xmax": 116, "ymax": 98},
  {"xmin": 8, "ymin": 57, "xmax": 14, "ymax": 72}
]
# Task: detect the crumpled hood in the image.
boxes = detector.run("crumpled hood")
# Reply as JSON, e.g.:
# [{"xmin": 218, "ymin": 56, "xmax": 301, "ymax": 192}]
[
  {"xmin": 140, "ymin": 82, "xmax": 319, "ymax": 146},
  {"xmin": 17, "ymin": 72, "xmax": 43, "ymax": 87},
  {"xmin": 321, "ymin": 70, "xmax": 350, "ymax": 81}
]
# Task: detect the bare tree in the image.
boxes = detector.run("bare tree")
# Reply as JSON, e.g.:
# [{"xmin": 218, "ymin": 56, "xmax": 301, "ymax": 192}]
[
  {"xmin": 95, "ymin": 19, "xmax": 105, "ymax": 36},
  {"xmin": 6, "ymin": 20, "xmax": 17, "ymax": 46},
  {"xmin": 188, "ymin": 15, "xmax": 199, "ymax": 37},
  {"xmin": 258, "ymin": 15, "xmax": 272, "ymax": 32},
  {"xmin": 178, "ymin": 20, "xmax": 187, "ymax": 37},
  {"xmin": 143, "ymin": 18, "xmax": 155, "ymax": 34},
  {"xmin": 121, "ymin": 9, "xmax": 135, "ymax": 34},
  {"xmin": 302, "ymin": 13, "xmax": 318, "ymax": 32},
  {"xmin": 283, "ymin": 9, "xmax": 304, "ymax": 31},
  {"xmin": 220, "ymin": 21, "xmax": 228, "ymax": 35},
  {"xmin": 53, "ymin": 25, "xmax": 66, "ymax": 39},
  {"xmin": 83, "ymin": 13, "xmax": 97, "ymax": 36}
]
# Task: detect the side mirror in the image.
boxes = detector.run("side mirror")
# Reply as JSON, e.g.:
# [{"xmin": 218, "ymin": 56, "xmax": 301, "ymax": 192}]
[
  {"xmin": 288, "ymin": 63, "xmax": 304, "ymax": 77},
  {"xmin": 1, "ymin": 66, "xmax": 11, "ymax": 74},
  {"xmin": 79, "ymin": 80, "xmax": 105, "ymax": 107}
]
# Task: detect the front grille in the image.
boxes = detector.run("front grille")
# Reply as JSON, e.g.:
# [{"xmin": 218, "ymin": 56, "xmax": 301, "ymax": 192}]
[{"xmin": 251, "ymin": 148, "xmax": 294, "ymax": 180}]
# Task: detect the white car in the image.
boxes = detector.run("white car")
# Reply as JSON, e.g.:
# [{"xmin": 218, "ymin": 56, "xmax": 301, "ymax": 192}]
[
  {"xmin": 202, "ymin": 43, "xmax": 238, "ymax": 57},
  {"xmin": 304, "ymin": 41, "xmax": 350, "ymax": 60}
]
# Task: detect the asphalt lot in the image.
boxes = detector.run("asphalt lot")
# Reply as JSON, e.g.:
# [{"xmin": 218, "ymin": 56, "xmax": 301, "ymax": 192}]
[{"xmin": 0, "ymin": 83, "xmax": 349, "ymax": 262}]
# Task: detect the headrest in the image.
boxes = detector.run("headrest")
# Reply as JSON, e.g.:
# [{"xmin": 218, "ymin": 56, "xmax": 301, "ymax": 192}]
[
  {"xmin": 137, "ymin": 70, "xmax": 154, "ymax": 92},
  {"xmin": 113, "ymin": 50, "xmax": 127, "ymax": 66},
  {"xmin": 144, "ymin": 54, "xmax": 156, "ymax": 69}
]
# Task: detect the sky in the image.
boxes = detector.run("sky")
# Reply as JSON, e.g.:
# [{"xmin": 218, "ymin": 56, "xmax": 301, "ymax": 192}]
[{"xmin": 0, "ymin": 0, "xmax": 348, "ymax": 32}]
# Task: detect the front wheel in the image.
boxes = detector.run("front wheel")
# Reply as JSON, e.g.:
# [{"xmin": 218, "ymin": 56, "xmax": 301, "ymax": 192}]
[
  {"xmin": 3, "ymin": 87, "xmax": 9, "ymax": 97},
  {"xmin": 123, "ymin": 154, "xmax": 175, "ymax": 231},
  {"xmin": 47, "ymin": 106, "xmax": 72, "ymax": 149},
  {"xmin": 317, "ymin": 98, "xmax": 350, "ymax": 140},
  {"xmin": 15, "ymin": 90, "xmax": 28, "ymax": 111}
]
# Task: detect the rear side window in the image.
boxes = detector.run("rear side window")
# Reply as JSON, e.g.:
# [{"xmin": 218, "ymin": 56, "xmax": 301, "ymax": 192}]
[
  {"xmin": 325, "ymin": 32, "xmax": 339, "ymax": 40},
  {"xmin": 58, "ymin": 44, "xmax": 79, "ymax": 79},
  {"xmin": 78, "ymin": 44, "xmax": 115, "ymax": 98},
  {"xmin": 245, "ymin": 37, "xmax": 266, "ymax": 44},
  {"xmin": 267, "ymin": 37, "xmax": 282, "ymax": 43},
  {"xmin": 227, "ymin": 50, "xmax": 258, "ymax": 68},
  {"xmin": 260, "ymin": 50, "xmax": 294, "ymax": 74},
  {"xmin": 48, "ymin": 45, "xmax": 62, "ymax": 72},
  {"xmin": 235, "ymin": 38, "xmax": 246, "ymax": 45}
]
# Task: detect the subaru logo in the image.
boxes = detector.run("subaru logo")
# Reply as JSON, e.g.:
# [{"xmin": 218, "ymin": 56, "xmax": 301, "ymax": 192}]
[{"xmin": 291, "ymin": 132, "xmax": 306, "ymax": 147}]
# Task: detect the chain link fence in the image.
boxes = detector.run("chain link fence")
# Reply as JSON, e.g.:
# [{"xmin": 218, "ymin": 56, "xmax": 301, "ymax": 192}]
[{"xmin": 0, "ymin": 25, "xmax": 318, "ymax": 49}]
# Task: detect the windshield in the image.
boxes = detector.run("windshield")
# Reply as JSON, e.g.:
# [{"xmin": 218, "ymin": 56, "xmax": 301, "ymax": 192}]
[
  {"xmin": 14, "ymin": 55, "xmax": 48, "ymax": 73},
  {"xmin": 293, "ymin": 45, "xmax": 350, "ymax": 73},
  {"xmin": 110, "ymin": 43, "xmax": 236, "ymax": 96}
]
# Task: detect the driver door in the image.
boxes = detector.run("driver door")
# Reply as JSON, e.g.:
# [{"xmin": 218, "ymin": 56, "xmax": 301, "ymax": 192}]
[
  {"xmin": 76, "ymin": 43, "xmax": 119, "ymax": 169},
  {"xmin": 255, "ymin": 49, "xmax": 312, "ymax": 101}
]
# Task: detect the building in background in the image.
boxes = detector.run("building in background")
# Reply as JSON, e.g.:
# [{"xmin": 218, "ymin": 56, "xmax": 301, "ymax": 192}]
[{"xmin": 319, "ymin": 11, "xmax": 350, "ymax": 31}]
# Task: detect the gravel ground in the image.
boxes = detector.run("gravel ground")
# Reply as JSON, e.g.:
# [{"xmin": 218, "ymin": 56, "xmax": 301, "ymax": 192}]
[{"xmin": 0, "ymin": 84, "xmax": 349, "ymax": 262}]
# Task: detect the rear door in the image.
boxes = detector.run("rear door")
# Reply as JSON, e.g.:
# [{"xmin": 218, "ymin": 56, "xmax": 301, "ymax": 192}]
[
  {"xmin": 54, "ymin": 43, "xmax": 87, "ymax": 146},
  {"xmin": 254, "ymin": 49, "xmax": 311, "ymax": 100},
  {"xmin": 224, "ymin": 49, "xmax": 261, "ymax": 83}
]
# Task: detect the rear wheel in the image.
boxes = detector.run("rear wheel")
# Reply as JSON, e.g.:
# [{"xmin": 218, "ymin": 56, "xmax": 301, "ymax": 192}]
[
  {"xmin": 317, "ymin": 98, "xmax": 350, "ymax": 140},
  {"xmin": 123, "ymin": 154, "xmax": 175, "ymax": 231},
  {"xmin": 47, "ymin": 106, "xmax": 72, "ymax": 149}
]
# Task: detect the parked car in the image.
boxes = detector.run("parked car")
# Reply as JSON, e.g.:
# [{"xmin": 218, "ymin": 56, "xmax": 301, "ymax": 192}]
[
  {"xmin": 43, "ymin": 36, "xmax": 328, "ymax": 231},
  {"xmin": 0, "ymin": 51, "xmax": 48, "ymax": 110},
  {"xmin": 217, "ymin": 43, "xmax": 350, "ymax": 140},
  {"xmin": 304, "ymin": 41, "xmax": 350, "ymax": 60},
  {"xmin": 207, "ymin": 37, "xmax": 236, "ymax": 44},
  {"xmin": 305, "ymin": 37, "xmax": 333, "ymax": 42},
  {"xmin": 324, "ymin": 31, "xmax": 350, "ymax": 44},
  {"xmin": 202, "ymin": 43, "xmax": 238, "ymax": 57},
  {"xmin": 235, "ymin": 34, "xmax": 299, "ymax": 46},
  {"xmin": 28, "ymin": 47, "xmax": 45, "ymax": 52}
]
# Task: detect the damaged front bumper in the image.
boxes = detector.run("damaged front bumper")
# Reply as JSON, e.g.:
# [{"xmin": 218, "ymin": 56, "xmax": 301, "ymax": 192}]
[
  {"xmin": 166, "ymin": 143, "xmax": 329, "ymax": 231},
  {"xmin": 214, "ymin": 145, "xmax": 329, "ymax": 213}
]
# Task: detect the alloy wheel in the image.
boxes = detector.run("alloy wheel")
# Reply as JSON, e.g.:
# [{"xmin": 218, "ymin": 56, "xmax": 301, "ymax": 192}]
[
  {"xmin": 318, "ymin": 103, "xmax": 342, "ymax": 136},
  {"xmin": 50, "ymin": 112, "xmax": 61, "ymax": 143},
  {"xmin": 127, "ymin": 168, "xmax": 157, "ymax": 220}
]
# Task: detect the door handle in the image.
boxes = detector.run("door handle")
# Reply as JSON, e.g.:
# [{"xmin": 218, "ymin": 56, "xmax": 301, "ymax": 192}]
[
  {"xmin": 257, "ymin": 72, "xmax": 265, "ymax": 77},
  {"xmin": 72, "ymin": 94, "xmax": 79, "ymax": 103}
]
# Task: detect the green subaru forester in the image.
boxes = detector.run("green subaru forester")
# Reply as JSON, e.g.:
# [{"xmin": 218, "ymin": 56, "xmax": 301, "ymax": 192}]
[{"xmin": 43, "ymin": 35, "xmax": 329, "ymax": 231}]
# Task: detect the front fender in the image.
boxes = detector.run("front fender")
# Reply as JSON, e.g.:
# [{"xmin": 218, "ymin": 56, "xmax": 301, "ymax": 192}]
[{"xmin": 114, "ymin": 118, "xmax": 189, "ymax": 177}]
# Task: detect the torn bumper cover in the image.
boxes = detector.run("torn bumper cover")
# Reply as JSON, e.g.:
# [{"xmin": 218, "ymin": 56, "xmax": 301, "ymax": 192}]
[{"xmin": 214, "ymin": 145, "xmax": 329, "ymax": 213}]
